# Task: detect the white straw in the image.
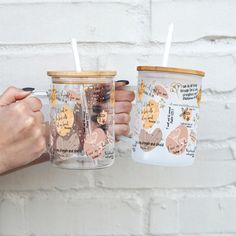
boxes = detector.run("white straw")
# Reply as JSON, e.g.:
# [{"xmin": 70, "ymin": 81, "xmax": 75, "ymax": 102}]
[
  {"xmin": 71, "ymin": 38, "xmax": 82, "ymax": 71},
  {"xmin": 162, "ymin": 23, "xmax": 174, "ymax": 67},
  {"xmin": 71, "ymin": 38, "xmax": 92, "ymax": 135}
]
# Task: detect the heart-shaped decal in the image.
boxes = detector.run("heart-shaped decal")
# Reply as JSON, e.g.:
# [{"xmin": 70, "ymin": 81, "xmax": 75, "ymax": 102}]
[
  {"xmin": 84, "ymin": 128, "xmax": 107, "ymax": 159},
  {"xmin": 85, "ymin": 131, "xmax": 98, "ymax": 144},
  {"xmin": 166, "ymin": 125, "xmax": 188, "ymax": 155},
  {"xmin": 56, "ymin": 133, "xmax": 80, "ymax": 160},
  {"xmin": 155, "ymin": 85, "xmax": 169, "ymax": 99},
  {"xmin": 139, "ymin": 128, "xmax": 162, "ymax": 152}
]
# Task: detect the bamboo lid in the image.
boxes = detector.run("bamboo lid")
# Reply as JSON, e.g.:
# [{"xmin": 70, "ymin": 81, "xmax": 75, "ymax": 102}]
[
  {"xmin": 137, "ymin": 66, "xmax": 205, "ymax": 77},
  {"xmin": 47, "ymin": 71, "xmax": 117, "ymax": 78}
]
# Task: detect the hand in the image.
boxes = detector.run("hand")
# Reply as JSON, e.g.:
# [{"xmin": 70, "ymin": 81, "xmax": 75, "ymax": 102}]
[
  {"xmin": 115, "ymin": 81, "xmax": 135, "ymax": 138},
  {"xmin": 0, "ymin": 87, "xmax": 47, "ymax": 174}
]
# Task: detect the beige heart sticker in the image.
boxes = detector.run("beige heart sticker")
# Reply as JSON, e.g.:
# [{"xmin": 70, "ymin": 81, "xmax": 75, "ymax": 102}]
[
  {"xmin": 84, "ymin": 128, "xmax": 107, "ymax": 159},
  {"xmin": 85, "ymin": 131, "xmax": 98, "ymax": 144},
  {"xmin": 139, "ymin": 128, "xmax": 163, "ymax": 152},
  {"xmin": 166, "ymin": 125, "xmax": 188, "ymax": 155},
  {"xmin": 56, "ymin": 133, "xmax": 80, "ymax": 160},
  {"xmin": 155, "ymin": 85, "xmax": 169, "ymax": 99}
]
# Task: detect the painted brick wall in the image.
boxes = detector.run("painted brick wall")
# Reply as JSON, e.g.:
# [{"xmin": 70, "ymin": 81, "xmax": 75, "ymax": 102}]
[{"xmin": 1, "ymin": 0, "xmax": 236, "ymax": 235}]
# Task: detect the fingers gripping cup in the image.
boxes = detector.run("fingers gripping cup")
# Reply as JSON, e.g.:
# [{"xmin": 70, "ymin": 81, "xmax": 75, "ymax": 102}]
[
  {"xmin": 132, "ymin": 66, "xmax": 205, "ymax": 166},
  {"xmin": 47, "ymin": 71, "xmax": 116, "ymax": 169}
]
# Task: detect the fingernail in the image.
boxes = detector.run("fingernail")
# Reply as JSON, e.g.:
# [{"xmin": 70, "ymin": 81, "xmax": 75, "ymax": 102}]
[
  {"xmin": 93, "ymin": 105, "xmax": 103, "ymax": 113},
  {"xmin": 100, "ymin": 124, "xmax": 108, "ymax": 131},
  {"xmin": 102, "ymin": 94, "xmax": 110, "ymax": 102},
  {"xmin": 22, "ymin": 87, "xmax": 35, "ymax": 92},
  {"xmin": 116, "ymin": 80, "xmax": 129, "ymax": 85}
]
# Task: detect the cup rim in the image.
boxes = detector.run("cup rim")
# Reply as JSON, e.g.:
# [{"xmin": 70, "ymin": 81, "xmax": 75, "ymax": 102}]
[
  {"xmin": 137, "ymin": 66, "xmax": 205, "ymax": 77},
  {"xmin": 47, "ymin": 71, "xmax": 117, "ymax": 78}
]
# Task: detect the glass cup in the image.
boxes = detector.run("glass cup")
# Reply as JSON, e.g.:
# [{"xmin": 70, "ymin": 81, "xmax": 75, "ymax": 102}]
[
  {"xmin": 132, "ymin": 66, "xmax": 205, "ymax": 166},
  {"xmin": 43, "ymin": 71, "xmax": 116, "ymax": 169}
]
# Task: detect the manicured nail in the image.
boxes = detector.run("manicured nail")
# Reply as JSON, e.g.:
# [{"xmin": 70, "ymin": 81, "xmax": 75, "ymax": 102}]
[
  {"xmin": 102, "ymin": 94, "xmax": 110, "ymax": 102},
  {"xmin": 22, "ymin": 87, "xmax": 35, "ymax": 92},
  {"xmin": 116, "ymin": 80, "xmax": 129, "ymax": 85},
  {"xmin": 93, "ymin": 105, "xmax": 103, "ymax": 113},
  {"xmin": 100, "ymin": 124, "xmax": 108, "ymax": 131}
]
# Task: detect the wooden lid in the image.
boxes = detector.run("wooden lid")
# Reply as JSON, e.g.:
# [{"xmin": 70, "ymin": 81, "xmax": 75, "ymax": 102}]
[
  {"xmin": 137, "ymin": 66, "xmax": 205, "ymax": 77},
  {"xmin": 47, "ymin": 71, "xmax": 117, "ymax": 78}
]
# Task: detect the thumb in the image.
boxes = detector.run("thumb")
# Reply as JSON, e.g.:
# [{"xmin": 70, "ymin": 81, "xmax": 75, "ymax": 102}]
[{"xmin": 0, "ymin": 87, "xmax": 31, "ymax": 106}]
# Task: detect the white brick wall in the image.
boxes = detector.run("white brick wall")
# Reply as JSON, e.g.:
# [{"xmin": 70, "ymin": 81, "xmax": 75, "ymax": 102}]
[{"xmin": 1, "ymin": 0, "xmax": 236, "ymax": 235}]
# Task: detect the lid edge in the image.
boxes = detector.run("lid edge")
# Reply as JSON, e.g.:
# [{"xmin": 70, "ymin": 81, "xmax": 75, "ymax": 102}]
[
  {"xmin": 47, "ymin": 71, "xmax": 117, "ymax": 78},
  {"xmin": 137, "ymin": 66, "xmax": 205, "ymax": 77}
]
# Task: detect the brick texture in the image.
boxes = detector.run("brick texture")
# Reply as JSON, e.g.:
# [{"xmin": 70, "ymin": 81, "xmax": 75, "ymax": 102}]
[{"xmin": 1, "ymin": 0, "xmax": 236, "ymax": 235}]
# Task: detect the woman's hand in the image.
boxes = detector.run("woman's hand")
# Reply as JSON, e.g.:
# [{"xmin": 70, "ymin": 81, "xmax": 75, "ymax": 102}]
[
  {"xmin": 0, "ymin": 82, "xmax": 135, "ymax": 175},
  {"xmin": 0, "ymin": 87, "xmax": 47, "ymax": 174},
  {"xmin": 115, "ymin": 81, "xmax": 135, "ymax": 138}
]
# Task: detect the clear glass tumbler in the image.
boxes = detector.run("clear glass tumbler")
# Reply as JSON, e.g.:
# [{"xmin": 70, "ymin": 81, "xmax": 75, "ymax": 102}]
[{"xmin": 47, "ymin": 71, "xmax": 116, "ymax": 169}]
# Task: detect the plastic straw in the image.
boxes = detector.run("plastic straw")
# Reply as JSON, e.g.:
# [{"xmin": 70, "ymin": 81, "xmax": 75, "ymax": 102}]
[
  {"xmin": 71, "ymin": 38, "xmax": 82, "ymax": 71},
  {"xmin": 71, "ymin": 38, "xmax": 92, "ymax": 135},
  {"xmin": 162, "ymin": 23, "xmax": 174, "ymax": 67}
]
